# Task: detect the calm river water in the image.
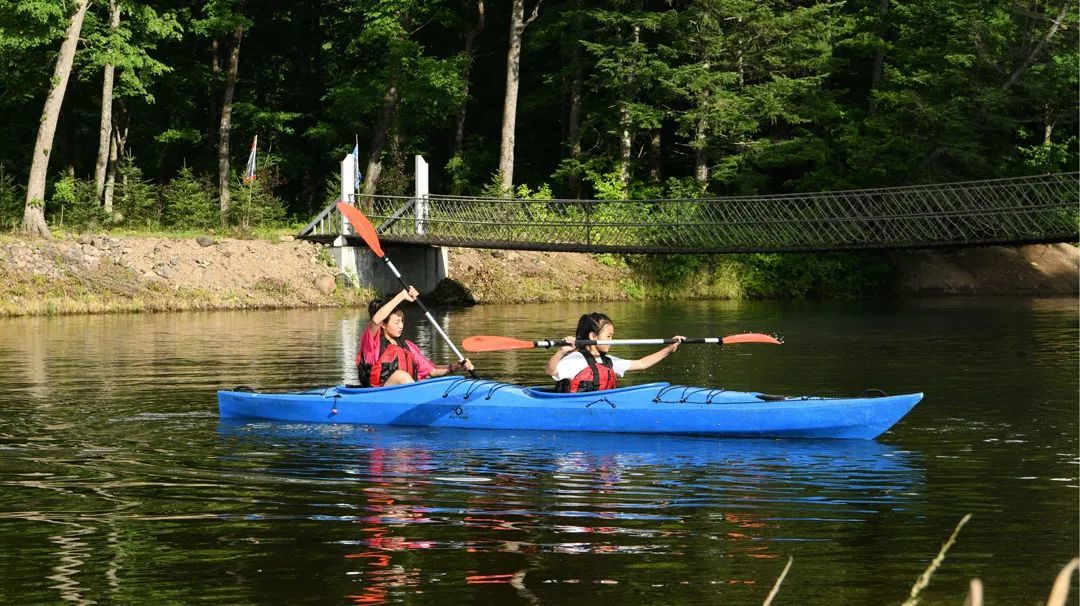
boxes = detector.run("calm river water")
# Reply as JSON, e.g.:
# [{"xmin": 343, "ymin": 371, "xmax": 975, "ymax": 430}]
[{"xmin": 0, "ymin": 298, "xmax": 1076, "ymax": 605}]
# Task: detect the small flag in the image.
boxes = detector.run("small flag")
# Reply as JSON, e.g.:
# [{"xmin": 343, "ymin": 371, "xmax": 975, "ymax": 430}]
[
  {"xmin": 351, "ymin": 142, "xmax": 362, "ymax": 191},
  {"xmin": 243, "ymin": 135, "xmax": 258, "ymax": 183}
]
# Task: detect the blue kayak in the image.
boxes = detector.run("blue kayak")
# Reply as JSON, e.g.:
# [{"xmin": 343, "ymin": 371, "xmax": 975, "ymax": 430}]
[{"xmin": 217, "ymin": 377, "xmax": 922, "ymax": 440}]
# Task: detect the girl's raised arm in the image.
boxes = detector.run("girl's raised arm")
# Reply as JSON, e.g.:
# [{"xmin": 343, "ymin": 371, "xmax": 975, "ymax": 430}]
[{"xmin": 368, "ymin": 286, "xmax": 419, "ymax": 332}]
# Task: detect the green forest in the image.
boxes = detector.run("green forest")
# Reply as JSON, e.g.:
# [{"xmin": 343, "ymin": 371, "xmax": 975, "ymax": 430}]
[{"xmin": 0, "ymin": 0, "xmax": 1076, "ymax": 236}]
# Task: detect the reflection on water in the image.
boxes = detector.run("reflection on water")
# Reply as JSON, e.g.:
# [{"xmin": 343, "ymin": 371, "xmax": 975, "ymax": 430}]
[
  {"xmin": 0, "ymin": 297, "xmax": 1076, "ymax": 604},
  {"xmin": 217, "ymin": 423, "xmax": 924, "ymax": 605}
]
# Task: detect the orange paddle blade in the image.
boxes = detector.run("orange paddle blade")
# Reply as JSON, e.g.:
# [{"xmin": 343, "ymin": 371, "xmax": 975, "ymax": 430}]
[
  {"xmin": 336, "ymin": 202, "xmax": 384, "ymax": 258},
  {"xmin": 722, "ymin": 333, "xmax": 782, "ymax": 345},
  {"xmin": 463, "ymin": 335, "xmax": 536, "ymax": 352}
]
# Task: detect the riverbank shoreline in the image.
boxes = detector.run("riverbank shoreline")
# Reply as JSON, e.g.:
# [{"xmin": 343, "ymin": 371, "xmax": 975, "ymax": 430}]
[{"xmin": 0, "ymin": 233, "xmax": 1075, "ymax": 317}]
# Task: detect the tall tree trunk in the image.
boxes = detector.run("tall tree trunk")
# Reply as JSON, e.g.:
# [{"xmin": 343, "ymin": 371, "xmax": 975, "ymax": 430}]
[
  {"xmin": 104, "ymin": 131, "xmax": 118, "ymax": 213},
  {"xmin": 498, "ymin": 0, "xmax": 540, "ymax": 192},
  {"xmin": 867, "ymin": 0, "xmax": 889, "ymax": 115},
  {"xmin": 566, "ymin": 43, "xmax": 584, "ymax": 198},
  {"xmin": 95, "ymin": 0, "xmax": 121, "ymax": 204},
  {"xmin": 694, "ymin": 59, "xmax": 710, "ymax": 188},
  {"xmin": 208, "ymin": 38, "xmax": 220, "ymax": 157},
  {"xmin": 452, "ymin": 0, "xmax": 485, "ymax": 159},
  {"xmin": 22, "ymin": 0, "xmax": 91, "ymax": 238},
  {"xmin": 618, "ymin": 20, "xmax": 642, "ymax": 187},
  {"xmin": 361, "ymin": 70, "xmax": 400, "ymax": 201},
  {"xmin": 104, "ymin": 107, "xmax": 128, "ymax": 214},
  {"xmin": 648, "ymin": 129, "xmax": 662, "ymax": 184},
  {"xmin": 694, "ymin": 115, "xmax": 708, "ymax": 186},
  {"xmin": 217, "ymin": 25, "xmax": 243, "ymax": 225},
  {"xmin": 619, "ymin": 105, "xmax": 632, "ymax": 185}
]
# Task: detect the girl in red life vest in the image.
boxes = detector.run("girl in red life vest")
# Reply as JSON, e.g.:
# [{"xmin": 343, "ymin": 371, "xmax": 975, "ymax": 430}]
[
  {"xmin": 545, "ymin": 312, "xmax": 685, "ymax": 393},
  {"xmin": 357, "ymin": 286, "xmax": 475, "ymax": 387}
]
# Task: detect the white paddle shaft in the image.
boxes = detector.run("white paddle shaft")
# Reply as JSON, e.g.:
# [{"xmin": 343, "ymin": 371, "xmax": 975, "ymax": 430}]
[{"xmin": 534, "ymin": 337, "xmax": 719, "ymax": 348}]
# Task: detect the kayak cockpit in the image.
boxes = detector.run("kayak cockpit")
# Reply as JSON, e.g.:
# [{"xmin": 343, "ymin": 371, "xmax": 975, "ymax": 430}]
[{"xmin": 523, "ymin": 382, "xmax": 670, "ymax": 398}]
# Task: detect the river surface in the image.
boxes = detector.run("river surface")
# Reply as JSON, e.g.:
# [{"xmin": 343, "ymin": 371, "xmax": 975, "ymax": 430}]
[{"xmin": 0, "ymin": 298, "xmax": 1076, "ymax": 605}]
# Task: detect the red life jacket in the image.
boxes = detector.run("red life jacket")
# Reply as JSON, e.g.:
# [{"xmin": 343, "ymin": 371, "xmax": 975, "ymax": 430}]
[
  {"xmin": 356, "ymin": 333, "xmax": 419, "ymax": 387},
  {"xmin": 555, "ymin": 349, "xmax": 618, "ymax": 393}
]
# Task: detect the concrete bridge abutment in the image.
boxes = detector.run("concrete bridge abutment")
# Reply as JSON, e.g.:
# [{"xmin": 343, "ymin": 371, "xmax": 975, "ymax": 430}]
[{"xmin": 330, "ymin": 241, "xmax": 448, "ymax": 296}]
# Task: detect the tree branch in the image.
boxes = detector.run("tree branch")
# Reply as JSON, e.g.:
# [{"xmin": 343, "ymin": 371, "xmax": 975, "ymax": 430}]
[
  {"xmin": 1002, "ymin": 3, "xmax": 1071, "ymax": 92},
  {"xmin": 525, "ymin": 0, "xmax": 542, "ymax": 28}
]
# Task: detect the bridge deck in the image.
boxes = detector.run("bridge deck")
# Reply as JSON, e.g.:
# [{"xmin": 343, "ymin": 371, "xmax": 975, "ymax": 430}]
[{"xmin": 301, "ymin": 172, "xmax": 1079, "ymax": 254}]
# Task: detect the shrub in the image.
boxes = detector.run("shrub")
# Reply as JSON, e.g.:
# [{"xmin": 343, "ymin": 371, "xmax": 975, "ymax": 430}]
[
  {"xmin": 737, "ymin": 252, "xmax": 894, "ymax": 298},
  {"xmin": 161, "ymin": 166, "xmax": 216, "ymax": 229},
  {"xmin": 228, "ymin": 174, "xmax": 286, "ymax": 229},
  {"xmin": 114, "ymin": 156, "xmax": 159, "ymax": 228},
  {"xmin": 0, "ymin": 164, "xmax": 25, "ymax": 230},
  {"xmin": 48, "ymin": 174, "xmax": 107, "ymax": 230},
  {"xmin": 631, "ymin": 254, "xmax": 709, "ymax": 285}
]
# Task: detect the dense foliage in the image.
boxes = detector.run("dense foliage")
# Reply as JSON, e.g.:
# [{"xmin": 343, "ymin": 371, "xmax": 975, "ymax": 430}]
[{"xmin": 0, "ymin": 0, "xmax": 1075, "ymax": 230}]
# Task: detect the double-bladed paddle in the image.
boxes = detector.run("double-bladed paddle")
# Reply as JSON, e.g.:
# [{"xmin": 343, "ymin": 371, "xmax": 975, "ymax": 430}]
[
  {"xmin": 336, "ymin": 201, "xmax": 476, "ymax": 378},
  {"xmin": 462, "ymin": 333, "xmax": 781, "ymax": 353}
]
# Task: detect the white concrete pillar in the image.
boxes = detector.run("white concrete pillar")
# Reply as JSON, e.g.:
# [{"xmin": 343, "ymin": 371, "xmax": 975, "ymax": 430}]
[
  {"xmin": 330, "ymin": 242, "xmax": 358, "ymax": 283},
  {"xmin": 415, "ymin": 154, "xmax": 429, "ymax": 235},
  {"xmin": 340, "ymin": 154, "xmax": 355, "ymax": 235}
]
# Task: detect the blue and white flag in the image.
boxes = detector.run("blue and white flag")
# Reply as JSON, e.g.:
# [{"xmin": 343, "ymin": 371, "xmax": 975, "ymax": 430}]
[
  {"xmin": 351, "ymin": 143, "xmax": 362, "ymax": 190},
  {"xmin": 243, "ymin": 135, "xmax": 258, "ymax": 183}
]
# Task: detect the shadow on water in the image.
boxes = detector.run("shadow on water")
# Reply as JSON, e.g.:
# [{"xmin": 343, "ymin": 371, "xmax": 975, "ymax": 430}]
[{"xmin": 217, "ymin": 420, "xmax": 924, "ymax": 483}]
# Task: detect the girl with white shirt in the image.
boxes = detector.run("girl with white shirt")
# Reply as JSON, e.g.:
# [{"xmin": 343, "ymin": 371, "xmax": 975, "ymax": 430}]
[{"xmin": 545, "ymin": 312, "xmax": 684, "ymax": 393}]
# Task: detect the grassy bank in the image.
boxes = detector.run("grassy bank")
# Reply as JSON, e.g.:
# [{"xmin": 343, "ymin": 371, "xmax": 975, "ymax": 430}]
[
  {"xmin": 450, "ymin": 247, "xmax": 895, "ymax": 304},
  {"xmin": 624, "ymin": 252, "xmax": 895, "ymax": 300},
  {"xmin": 0, "ymin": 262, "xmax": 374, "ymax": 317},
  {"xmin": 0, "ymin": 232, "xmax": 375, "ymax": 317}
]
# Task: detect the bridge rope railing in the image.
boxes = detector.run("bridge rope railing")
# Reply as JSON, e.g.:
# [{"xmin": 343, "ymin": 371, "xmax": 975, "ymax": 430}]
[{"xmin": 343, "ymin": 172, "xmax": 1078, "ymax": 253}]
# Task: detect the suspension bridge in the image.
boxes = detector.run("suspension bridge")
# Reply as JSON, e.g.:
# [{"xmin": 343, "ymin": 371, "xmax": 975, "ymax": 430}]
[{"xmin": 301, "ymin": 167, "xmax": 1078, "ymax": 255}]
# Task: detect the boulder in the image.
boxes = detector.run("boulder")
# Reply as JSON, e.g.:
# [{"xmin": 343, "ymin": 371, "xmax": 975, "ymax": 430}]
[
  {"xmin": 60, "ymin": 249, "xmax": 84, "ymax": 266},
  {"xmin": 314, "ymin": 274, "xmax": 336, "ymax": 295},
  {"xmin": 153, "ymin": 265, "xmax": 178, "ymax": 280},
  {"xmin": 196, "ymin": 236, "xmax": 216, "ymax": 247},
  {"xmin": 424, "ymin": 278, "xmax": 478, "ymax": 307},
  {"xmin": 335, "ymin": 273, "xmax": 354, "ymax": 289}
]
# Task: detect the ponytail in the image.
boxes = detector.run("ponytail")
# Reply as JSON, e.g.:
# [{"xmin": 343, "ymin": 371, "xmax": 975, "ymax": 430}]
[
  {"xmin": 574, "ymin": 312, "xmax": 613, "ymax": 341},
  {"xmin": 367, "ymin": 299, "xmax": 384, "ymax": 318}
]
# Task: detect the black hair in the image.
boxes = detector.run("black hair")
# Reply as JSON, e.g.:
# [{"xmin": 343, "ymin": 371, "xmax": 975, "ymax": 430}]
[
  {"xmin": 368, "ymin": 298, "xmax": 405, "ymax": 321},
  {"xmin": 575, "ymin": 312, "xmax": 613, "ymax": 340}
]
